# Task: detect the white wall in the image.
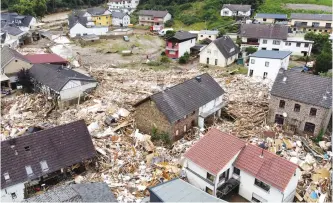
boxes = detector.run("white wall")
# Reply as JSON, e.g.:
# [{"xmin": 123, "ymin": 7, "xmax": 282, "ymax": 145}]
[
  {"xmin": 108, "ymin": 0, "xmax": 139, "ymax": 12},
  {"xmin": 199, "ymin": 43, "xmax": 237, "ymax": 67},
  {"xmin": 178, "ymin": 38, "xmax": 195, "ymax": 57},
  {"xmin": 199, "ymin": 95, "xmax": 223, "ymax": 116},
  {"xmin": 69, "ymin": 23, "xmax": 108, "ymax": 38},
  {"xmin": 163, "ymin": 13, "xmax": 172, "ymax": 22},
  {"xmin": 112, "ymin": 16, "xmax": 130, "ymax": 26},
  {"xmin": 1, "ymin": 183, "xmax": 25, "ymax": 202},
  {"xmin": 198, "ymin": 33, "xmax": 218, "ymax": 41},
  {"xmin": 238, "ymin": 10, "xmax": 251, "ymax": 16},
  {"xmin": 221, "ymin": 8, "xmax": 250, "ymax": 16},
  {"xmin": 215, "ymin": 152, "xmax": 241, "ymax": 191},
  {"xmin": 259, "ymin": 38, "xmax": 283, "ymax": 51},
  {"xmin": 185, "ymin": 159, "xmax": 215, "ymax": 193},
  {"xmin": 221, "ymin": 8, "xmax": 233, "ymax": 16},
  {"xmin": 258, "ymin": 38, "xmax": 313, "ymax": 56},
  {"xmin": 60, "ymin": 80, "xmax": 97, "ymax": 100},
  {"xmin": 283, "ymin": 168, "xmax": 301, "ymax": 201},
  {"xmin": 255, "ymin": 18, "xmax": 275, "ymax": 24}
]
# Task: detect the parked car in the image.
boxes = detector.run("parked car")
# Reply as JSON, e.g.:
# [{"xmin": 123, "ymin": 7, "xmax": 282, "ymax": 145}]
[{"xmin": 123, "ymin": 36, "xmax": 129, "ymax": 42}]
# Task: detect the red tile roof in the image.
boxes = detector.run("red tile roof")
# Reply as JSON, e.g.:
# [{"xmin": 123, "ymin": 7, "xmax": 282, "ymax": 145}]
[
  {"xmin": 184, "ymin": 128, "xmax": 246, "ymax": 175},
  {"xmin": 24, "ymin": 53, "xmax": 68, "ymax": 64}
]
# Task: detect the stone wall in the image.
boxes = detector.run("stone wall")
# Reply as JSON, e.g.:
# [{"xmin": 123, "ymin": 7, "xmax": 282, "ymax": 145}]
[
  {"xmin": 268, "ymin": 95, "xmax": 332, "ymax": 135},
  {"xmin": 172, "ymin": 110, "xmax": 198, "ymax": 140}
]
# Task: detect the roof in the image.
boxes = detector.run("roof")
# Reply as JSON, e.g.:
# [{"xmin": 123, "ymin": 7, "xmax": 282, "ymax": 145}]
[
  {"xmin": 250, "ymin": 50, "xmax": 292, "ymax": 59},
  {"xmin": 255, "ymin": 13, "xmax": 288, "ymax": 19},
  {"xmin": 199, "ymin": 30, "xmax": 219, "ymax": 35},
  {"xmin": 24, "ymin": 53, "xmax": 68, "ymax": 64},
  {"xmin": 290, "ymin": 13, "xmax": 332, "ymax": 21},
  {"xmin": 87, "ymin": 7, "xmax": 107, "ymax": 16},
  {"xmin": 1, "ymin": 25, "xmax": 24, "ymax": 36},
  {"xmin": 1, "ymin": 120, "xmax": 96, "ymax": 189},
  {"xmin": 149, "ymin": 178, "xmax": 225, "ymax": 202},
  {"xmin": 212, "ymin": 36, "xmax": 240, "ymax": 58},
  {"xmin": 1, "ymin": 13, "xmax": 33, "ymax": 27},
  {"xmin": 138, "ymin": 10, "xmax": 169, "ymax": 18},
  {"xmin": 1, "ymin": 46, "xmax": 30, "ymax": 69},
  {"xmin": 25, "ymin": 183, "xmax": 117, "ymax": 202},
  {"xmin": 68, "ymin": 14, "xmax": 88, "ymax": 29},
  {"xmin": 222, "ymin": 4, "xmax": 251, "ymax": 12},
  {"xmin": 234, "ymin": 143, "xmax": 298, "ymax": 192},
  {"xmin": 271, "ymin": 69, "xmax": 332, "ymax": 108},
  {"xmin": 240, "ymin": 24, "xmax": 288, "ymax": 40},
  {"xmin": 135, "ymin": 73, "xmax": 225, "ymax": 123},
  {"xmin": 29, "ymin": 64, "xmax": 97, "ymax": 92},
  {"xmin": 112, "ymin": 11, "xmax": 128, "ymax": 19},
  {"xmin": 168, "ymin": 31, "xmax": 196, "ymax": 41},
  {"xmin": 184, "ymin": 128, "xmax": 246, "ymax": 175}
]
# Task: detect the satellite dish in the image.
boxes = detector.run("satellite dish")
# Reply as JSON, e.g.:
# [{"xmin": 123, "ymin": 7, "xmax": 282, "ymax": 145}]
[{"xmin": 283, "ymin": 112, "xmax": 287, "ymax": 118}]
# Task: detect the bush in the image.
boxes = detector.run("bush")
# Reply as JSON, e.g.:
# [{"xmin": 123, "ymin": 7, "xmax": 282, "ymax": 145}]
[
  {"xmin": 16, "ymin": 68, "xmax": 33, "ymax": 93},
  {"xmin": 160, "ymin": 56, "xmax": 170, "ymax": 63},
  {"xmin": 245, "ymin": 47, "xmax": 258, "ymax": 55},
  {"xmin": 161, "ymin": 51, "xmax": 166, "ymax": 56},
  {"xmin": 178, "ymin": 52, "xmax": 190, "ymax": 64},
  {"xmin": 181, "ymin": 15, "xmax": 200, "ymax": 25},
  {"xmin": 165, "ymin": 19, "xmax": 174, "ymax": 27},
  {"xmin": 147, "ymin": 61, "xmax": 162, "ymax": 66},
  {"xmin": 164, "ymin": 30, "xmax": 176, "ymax": 39}
]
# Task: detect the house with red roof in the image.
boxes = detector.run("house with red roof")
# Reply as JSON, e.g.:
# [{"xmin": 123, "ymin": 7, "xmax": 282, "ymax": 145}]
[
  {"xmin": 184, "ymin": 128, "xmax": 300, "ymax": 202},
  {"xmin": 24, "ymin": 53, "xmax": 68, "ymax": 66}
]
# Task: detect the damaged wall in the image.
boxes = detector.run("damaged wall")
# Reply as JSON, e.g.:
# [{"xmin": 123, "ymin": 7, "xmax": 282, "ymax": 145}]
[{"xmin": 172, "ymin": 110, "xmax": 198, "ymax": 141}]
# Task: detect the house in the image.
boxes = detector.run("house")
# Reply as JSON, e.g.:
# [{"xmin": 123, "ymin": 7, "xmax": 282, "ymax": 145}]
[
  {"xmin": 184, "ymin": 128, "xmax": 301, "ymax": 202},
  {"xmin": 1, "ymin": 46, "xmax": 32, "ymax": 89},
  {"xmin": 68, "ymin": 14, "xmax": 109, "ymax": 38},
  {"xmin": 220, "ymin": 4, "xmax": 251, "ymax": 17},
  {"xmin": 240, "ymin": 24, "xmax": 313, "ymax": 56},
  {"xmin": 1, "ymin": 12, "xmax": 37, "ymax": 31},
  {"xmin": 111, "ymin": 12, "xmax": 130, "ymax": 27},
  {"xmin": 165, "ymin": 31, "xmax": 196, "ymax": 58},
  {"xmin": 25, "ymin": 182, "xmax": 117, "ymax": 202},
  {"xmin": 199, "ymin": 36, "xmax": 240, "ymax": 67},
  {"xmin": 0, "ymin": 31, "xmax": 19, "ymax": 48},
  {"xmin": 1, "ymin": 120, "xmax": 96, "ymax": 202},
  {"xmin": 247, "ymin": 50, "xmax": 291, "ymax": 81},
  {"xmin": 198, "ymin": 30, "xmax": 219, "ymax": 41},
  {"xmin": 86, "ymin": 7, "xmax": 112, "ymax": 26},
  {"xmin": 290, "ymin": 13, "xmax": 332, "ymax": 34},
  {"xmin": 138, "ymin": 10, "xmax": 172, "ymax": 31},
  {"xmin": 1, "ymin": 24, "xmax": 28, "ymax": 46},
  {"xmin": 268, "ymin": 69, "xmax": 332, "ymax": 135},
  {"xmin": 148, "ymin": 178, "xmax": 225, "ymax": 202},
  {"xmin": 254, "ymin": 13, "xmax": 288, "ymax": 24},
  {"xmin": 133, "ymin": 73, "xmax": 225, "ymax": 141},
  {"xmin": 107, "ymin": 0, "xmax": 140, "ymax": 14},
  {"xmin": 29, "ymin": 64, "xmax": 98, "ymax": 104},
  {"xmin": 24, "ymin": 53, "xmax": 69, "ymax": 65}
]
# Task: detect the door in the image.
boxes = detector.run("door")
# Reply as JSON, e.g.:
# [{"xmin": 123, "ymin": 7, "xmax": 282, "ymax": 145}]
[
  {"xmin": 206, "ymin": 57, "xmax": 209, "ymax": 64},
  {"xmin": 263, "ymin": 72, "xmax": 268, "ymax": 79},
  {"xmin": 249, "ymin": 70, "xmax": 253, "ymax": 77},
  {"xmin": 215, "ymin": 59, "xmax": 218, "ymax": 65},
  {"xmin": 275, "ymin": 114, "xmax": 284, "ymax": 125},
  {"xmin": 225, "ymin": 169, "xmax": 230, "ymax": 181}
]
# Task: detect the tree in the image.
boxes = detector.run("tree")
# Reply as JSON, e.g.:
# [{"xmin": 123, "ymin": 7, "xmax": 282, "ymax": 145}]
[
  {"xmin": 9, "ymin": 0, "xmax": 48, "ymax": 18},
  {"xmin": 164, "ymin": 30, "xmax": 176, "ymax": 39},
  {"xmin": 165, "ymin": 19, "xmax": 174, "ymax": 27},
  {"xmin": 16, "ymin": 69, "xmax": 33, "ymax": 93},
  {"xmin": 245, "ymin": 47, "xmax": 257, "ymax": 55},
  {"xmin": 304, "ymin": 32, "xmax": 330, "ymax": 55},
  {"xmin": 314, "ymin": 52, "xmax": 332, "ymax": 74},
  {"xmin": 178, "ymin": 52, "xmax": 190, "ymax": 64},
  {"xmin": 217, "ymin": 28, "xmax": 226, "ymax": 38}
]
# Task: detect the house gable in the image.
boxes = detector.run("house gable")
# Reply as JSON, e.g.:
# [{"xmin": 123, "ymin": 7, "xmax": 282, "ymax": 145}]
[{"xmin": 3, "ymin": 58, "xmax": 32, "ymax": 75}]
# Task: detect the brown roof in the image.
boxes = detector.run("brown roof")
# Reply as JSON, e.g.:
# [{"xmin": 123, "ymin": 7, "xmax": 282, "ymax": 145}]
[
  {"xmin": 1, "ymin": 120, "xmax": 96, "ymax": 189},
  {"xmin": 138, "ymin": 10, "xmax": 169, "ymax": 18},
  {"xmin": 24, "ymin": 53, "xmax": 68, "ymax": 64},
  {"xmin": 234, "ymin": 144, "xmax": 298, "ymax": 191},
  {"xmin": 184, "ymin": 128, "xmax": 246, "ymax": 175},
  {"xmin": 240, "ymin": 24, "xmax": 288, "ymax": 40}
]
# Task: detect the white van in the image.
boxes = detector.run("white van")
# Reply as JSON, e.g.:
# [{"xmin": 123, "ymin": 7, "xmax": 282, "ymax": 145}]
[{"xmin": 158, "ymin": 28, "xmax": 174, "ymax": 36}]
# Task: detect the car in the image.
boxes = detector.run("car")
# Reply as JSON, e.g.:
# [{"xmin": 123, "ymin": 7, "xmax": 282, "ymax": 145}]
[{"xmin": 123, "ymin": 36, "xmax": 129, "ymax": 42}]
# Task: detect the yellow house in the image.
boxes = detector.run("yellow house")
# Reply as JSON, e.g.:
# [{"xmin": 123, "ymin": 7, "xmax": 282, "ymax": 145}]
[{"xmin": 86, "ymin": 7, "xmax": 112, "ymax": 26}]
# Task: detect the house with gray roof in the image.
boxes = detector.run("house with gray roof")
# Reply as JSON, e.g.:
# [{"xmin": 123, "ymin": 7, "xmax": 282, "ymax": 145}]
[
  {"xmin": 269, "ymin": 69, "xmax": 332, "ymax": 135},
  {"xmin": 198, "ymin": 30, "xmax": 219, "ymax": 41},
  {"xmin": 165, "ymin": 31, "xmax": 196, "ymax": 58},
  {"xmin": 221, "ymin": 4, "xmax": 251, "ymax": 17},
  {"xmin": 247, "ymin": 50, "xmax": 291, "ymax": 81},
  {"xmin": 133, "ymin": 73, "xmax": 225, "ymax": 140},
  {"xmin": 138, "ymin": 10, "xmax": 171, "ymax": 31},
  {"xmin": 111, "ymin": 12, "xmax": 130, "ymax": 27},
  {"xmin": 254, "ymin": 13, "xmax": 288, "ymax": 24},
  {"xmin": 199, "ymin": 36, "xmax": 240, "ymax": 67},
  {"xmin": 1, "ymin": 120, "xmax": 96, "ymax": 202},
  {"xmin": 290, "ymin": 13, "xmax": 332, "ymax": 34},
  {"xmin": 30, "ymin": 64, "xmax": 97, "ymax": 103},
  {"xmin": 107, "ymin": 0, "xmax": 139, "ymax": 14},
  {"xmin": 0, "ymin": 13, "xmax": 37, "ymax": 31}
]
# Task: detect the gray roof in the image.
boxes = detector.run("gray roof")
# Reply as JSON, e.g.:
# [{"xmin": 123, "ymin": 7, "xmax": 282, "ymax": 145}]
[
  {"xmin": 169, "ymin": 31, "xmax": 196, "ymax": 41},
  {"xmin": 255, "ymin": 13, "xmax": 288, "ymax": 19},
  {"xmin": 290, "ymin": 13, "xmax": 332, "ymax": 21},
  {"xmin": 68, "ymin": 14, "xmax": 88, "ymax": 29},
  {"xmin": 222, "ymin": 4, "xmax": 251, "ymax": 12},
  {"xmin": 1, "ymin": 25, "xmax": 24, "ymax": 36},
  {"xmin": 1, "ymin": 46, "xmax": 29, "ymax": 69},
  {"xmin": 30, "ymin": 64, "xmax": 97, "ymax": 92},
  {"xmin": 135, "ymin": 73, "xmax": 225, "ymax": 123},
  {"xmin": 199, "ymin": 30, "xmax": 219, "ymax": 35},
  {"xmin": 25, "ymin": 183, "xmax": 117, "ymax": 202},
  {"xmin": 138, "ymin": 10, "xmax": 169, "ymax": 18},
  {"xmin": 250, "ymin": 50, "xmax": 292, "ymax": 59},
  {"xmin": 213, "ymin": 36, "xmax": 240, "ymax": 58},
  {"xmin": 112, "ymin": 12, "xmax": 128, "ymax": 19},
  {"xmin": 271, "ymin": 69, "xmax": 332, "ymax": 108},
  {"xmin": 240, "ymin": 24, "xmax": 288, "ymax": 40},
  {"xmin": 149, "ymin": 178, "xmax": 225, "ymax": 202},
  {"xmin": 72, "ymin": 10, "xmax": 87, "ymax": 17},
  {"xmin": 1, "ymin": 13, "xmax": 34, "ymax": 27},
  {"xmin": 87, "ymin": 7, "xmax": 107, "ymax": 16}
]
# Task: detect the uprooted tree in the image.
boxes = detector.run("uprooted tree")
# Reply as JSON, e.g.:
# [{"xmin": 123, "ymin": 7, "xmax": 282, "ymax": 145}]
[{"xmin": 16, "ymin": 68, "xmax": 33, "ymax": 93}]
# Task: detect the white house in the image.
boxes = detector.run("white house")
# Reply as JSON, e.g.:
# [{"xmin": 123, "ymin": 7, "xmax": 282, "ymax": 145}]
[
  {"xmin": 1, "ymin": 13, "xmax": 37, "ymax": 32},
  {"xmin": 220, "ymin": 4, "xmax": 251, "ymax": 17},
  {"xmin": 138, "ymin": 10, "xmax": 172, "ymax": 31},
  {"xmin": 199, "ymin": 36, "xmax": 240, "ymax": 67},
  {"xmin": 1, "ymin": 32, "xmax": 19, "ymax": 48},
  {"xmin": 184, "ymin": 128, "xmax": 301, "ymax": 202},
  {"xmin": 68, "ymin": 14, "xmax": 108, "ymax": 38},
  {"xmin": 290, "ymin": 13, "xmax": 332, "ymax": 34},
  {"xmin": 254, "ymin": 13, "xmax": 288, "ymax": 24},
  {"xmin": 107, "ymin": 0, "xmax": 139, "ymax": 14},
  {"xmin": 198, "ymin": 30, "xmax": 219, "ymax": 41},
  {"xmin": 111, "ymin": 12, "xmax": 130, "ymax": 26},
  {"xmin": 247, "ymin": 50, "xmax": 291, "ymax": 81},
  {"xmin": 165, "ymin": 31, "xmax": 196, "ymax": 58}
]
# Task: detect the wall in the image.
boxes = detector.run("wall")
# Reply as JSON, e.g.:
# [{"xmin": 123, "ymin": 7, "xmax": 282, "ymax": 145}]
[
  {"xmin": 108, "ymin": 0, "xmax": 139, "ymax": 11},
  {"xmin": 198, "ymin": 33, "xmax": 217, "ymax": 41},
  {"xmin": 247, "ymin": 57, "xmax": 287, "ymax": 82},
  {"xmin": 185, "ymin": 159, "xmax": 215, "ymax": 193},
  {"xmin": 200, "ymin": 43, "xmax": 227, "ymax": 67},
  {"xmin": 255, "ymin": 18, "xmax": 275, "ymax": 24},
  {"xmin": 259, "ymin": 38, "xmax": 313, "ymax": 56},
  {"xmin": 59, "ymin": 80, "xmax": 97, "ymax": 101},
  {"xmin": 220, "ymin": 8, "xmax": 232, "ymax": 16},
  {"xmin": 238, "ymin": 170, "xmax": 284, "ymax": 202},
  {"xmin": 1, "ymin": 183, "xmax": 25, "ymax": 202},
  {"xmin": 283, "ymin": 168, "xmax": 301, "ymax": 201},
  {"xmin": 3, "ymin": 58, "xmax": 32, "ymax": 75},
  {"xmin": 69, "ymin": 23, "xmax": 109, "ymax": 38},
  {"xmin": 268, "ymin": 95, "xmax": 332, "ymax": 135},
  {"xmin": 163, "ymin": 13, "xmax": 172, "ymax": 22},
  {"xmin": 238, "ymin": 10, "xmax": 251, "ymax": 17},
  {"xmin": 199, "ymin": 95, "xmax": 223, "ymax": 116},
  {"xmin": 258, "ymin": 38, "xmax": 283, "ymax": 51},
  {"xmin": 291, "ymin": 19, "xmax": 332, "ymax": 28},
  {"xmin": 93, "ymin": 15, "xmax": 112, "ymax": 26},
  {"xmin": 122, "ymin": 16, "xmax": 130, "ymax": 26},
  {"xmin": 172, "ymin": 110, "xmax": 198, "ymax": 140},
  {"xmin": 178, "ymin": 38, "xmax": 195, "ymax": 58}
]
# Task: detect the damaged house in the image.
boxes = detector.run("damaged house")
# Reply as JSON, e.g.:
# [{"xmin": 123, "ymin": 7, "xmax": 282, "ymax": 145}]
[
  {"xmin": 268, "ymin": 69, "xmax": 332, "ymax": 135},
  {"xmin": 184, "ymin": 128, "xmax": 300, "ymax": 202},
  {"xmin": 29, "ymin": 64, "xmax": 97, "ymax": 106},
  {"xmin": 1, "ymin": 120, "xmax": 96, "ymax": 202},
  {"xmin": 134, "ymin": 73, "xmax": 225, "ymax": 141}
]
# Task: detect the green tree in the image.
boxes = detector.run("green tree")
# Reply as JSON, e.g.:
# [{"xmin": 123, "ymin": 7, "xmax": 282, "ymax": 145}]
[
  {"xmin": 245, "ymin": 47, "xmax": 258, "ymax": 55},
  {"xmin": 178, "ymin": 51, "xmax": 190, "ymax": 64},
  {"xmin": 217, "ymin": 28, "xmax": 226, "ymax": 38},
  {"xmin": 305, "ymin": 32, "xmax": 330, "ymax": 55},
  {"xmin": 9, "ymin": 0, "xmax": 48, "ymax": 18},
  {"xmin": 165, "ymin": 19, "xmax": 174, "ymax": 27},
  {"xmin": 16, "ymin": 69, "xmax": 33, "ymax": 93},
  {"xmin": 165, "ymin": 30, "xmax": 176, "ymax": 39},
  {"xmin": 314, "ymin": 52, "xmax": 332, "ymax": 74}
]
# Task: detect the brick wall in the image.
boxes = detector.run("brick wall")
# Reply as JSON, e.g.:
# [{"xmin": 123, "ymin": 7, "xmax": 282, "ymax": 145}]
[
  {"xmin": 172, "ymin": 110, "xmax": 198, "ymax": 140},
  {"xmin": 268, "ymin": 95, "xmax": 332, "ymax": 135}
]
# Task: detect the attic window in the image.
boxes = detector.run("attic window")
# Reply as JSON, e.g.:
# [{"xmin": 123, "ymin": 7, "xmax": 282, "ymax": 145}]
[
  {"xmin": 25, "ymin": 165, "xmax": 34, "ymax": 177},
  {"xmin": 24, "ymin": 146, "xmax": 30, "ymax": 151},
  {"xmin": 40, "ymin": 161, "xmax": 49, "ymax": 172},
  {"xmin": 229, "ymin": 48, "xmax": 235, "ymax": 53},
  {"xmin": 3, "ymin": 172, "xmax": 10, "ymax": 181}
]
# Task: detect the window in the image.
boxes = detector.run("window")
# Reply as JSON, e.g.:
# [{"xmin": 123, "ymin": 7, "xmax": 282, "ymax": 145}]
[
  {"xmin": 191, "ymin": 111, "xmax": 196, "ymax": 115},
  {"xmin": 310, "ymin": 108, "xmax": 317, "ymax": 116},
  {"xmin": 254, "ymin": 178, "xmax": 270, "ymax": 192},
  {"xmin": 304, "ymin": 43, "xmax": 309, "ymax": 47},
  {"xmin": 304, "ymin": 122, "xmax": 315, "ymax": 133},
  {"xmin": 25, "ymin": 165, "xmax": 33, "ymax": 177},
  {"xmin": 279, "ymin": 100, "xmax": 285, "ymax": 108},
  {"xmin": 265, "ymin": 62, "xmax": 269, "ymax": 67},
  {"xmin": 308, "ymin": 29, "xmax": 312, "ymax": 31},
  {"xmin": 273, "ymin": 40, "xmax": 280, "ymax": 45},
  {"xmin": 319, "ymin": 30, "xmax": 322, "ymax": 32},
  {"xmin": 24, "ymin": 146, "xmax": 30, "ymax": 151},
  {"xmin": 206, "ymin": 172, "xmax": 215, "ymax": 182},
  {"xmin": 249, "ymin": 69, "xmax": 253, "ymax": 77},
  {"xmin": 176, "ymin": 130, "xmax": 179, "ymax": 136},
  {"xmin": 233, "ymin": 167, "xmax": 240, "ymax": 175},
  {"xmin": 263, "ymin": 18, "xmax": 267, "ymax": 22},
  {"xmin": 40, "ymin": 161, "xmax": 49, "ymax": 172},
  {"xmin": 15, "ymin": 60, "xmax": 18, "ymax": 62},
  {"xmin": 206, "ymin": 57, "xmax": 209, "ymax": 64},
  {"xmin": 252, "ymin": 196, "xmax": 261, "ymax": 202},
  {"xmin": 207, "ymin": 49, "xmax": 211, "ymax": 54},
  {"xmin": 183, "ymin": 125, "xmax": 187, "ymax": 132},
  {"xmin": 208, "ymin": 35, "xmax": 211, "ymax": 38},
  {"xmin": 285, "ymin": 42, "xmax": 291, "ymax": 46},
  {"xmin": 215, "ymin": 59, "xmax": 218, "ymax": 65},
  {"xmin": 191, "ymin": 39, "xmax": 192, "ymax": 43},
  {"xmin": 206, "ymin": 187, "xmax": 213, "ymax": 195},
  {"xmin": 11, "ymin": 193, "xmax": 17, "ymax": 199},
  {"xmin": 314, "ymin": 29, "xmax": 317, "ymax": 32},
  {"xmin": 294, "ymin": 104, "xmax": 301, "ymax": 112},
  {"xmin": 262, "ymin": 40, "xmax": 267, "ymax": 44},
  {"xmin": 261, "ymin": 47, "xmax": 266, "ymax": 50},
  {"xmin": 3, "ymin": 172, "xmax": 10, "ymax": 181},
  {"xmin": 251, "ymin": 59, "xmax": 255, "ymax": 64},
  {"xmin": 219, "ymin": 172, "xmax": 226, "ymax": 182},
  {"xmin": 325, "ymin": 30, "xmax": 328, "ymax": 32},
  {"xmin": 296, "ymin": 42, "xmax": 301, "ymax": 47},
  {"xmin": 263, "ymin": 72, "xmax": 268, "ymax": 79}
]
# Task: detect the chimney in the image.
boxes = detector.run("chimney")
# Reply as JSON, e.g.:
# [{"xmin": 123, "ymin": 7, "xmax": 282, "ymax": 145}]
[
  {"xmin": 195, "ymin": 76, "xmax": 201, "ymax": 82},
  {"xmin": 259, "ymin": 149, "xmax": 264, "ymax": 158}
]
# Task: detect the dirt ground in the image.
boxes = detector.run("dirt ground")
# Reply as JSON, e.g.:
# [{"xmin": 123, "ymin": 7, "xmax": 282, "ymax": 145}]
[
  {"xmin": 285, "ymin": 4, "xmax": 332, "ymax": 12},
  {"xmin": 42, "ymin": 11, "xmax": 71, "ymax": 22}
]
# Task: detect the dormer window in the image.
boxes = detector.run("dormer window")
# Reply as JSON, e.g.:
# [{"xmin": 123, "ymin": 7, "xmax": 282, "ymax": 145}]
[
  {"xmin": 3, "ymin": 172, "xmax": 10, "ymax": 181},
  {"xmin": 25, "ymin": 165, "xmax": 34, "ymax": 177},
  {"xmin": 40, "ymin": 161, "xmax": 49, "ymax": 172}
]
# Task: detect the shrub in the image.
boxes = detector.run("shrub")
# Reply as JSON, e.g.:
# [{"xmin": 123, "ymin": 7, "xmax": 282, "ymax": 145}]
[
  {"xmin": 147, "ymin": 61, "xmax": 162, "ymax": 66},
  {"xmin": 160, "ymin": 56, "xmax": 170, "ymax": 63},
  {"xmin": 245, "ymin": 47, "xmax": 258, "ymax": 55},
  {"xmin": 16, "ymin": 68, "xmax": 33, "ymax": 93},
  {"xmin": 164, "ymin": 30, "xmax": 176, "ymax": 39},
  {"xmin": 161, "ymin": 51, "xmax": 166, "ymax": 56},
  {"xmin": 179, "ymin": 51, "xmax": 190, "ymax": 64},
  {"xmin": 165, "ymin": 19, "xmax": 174, "ymax": 27}
]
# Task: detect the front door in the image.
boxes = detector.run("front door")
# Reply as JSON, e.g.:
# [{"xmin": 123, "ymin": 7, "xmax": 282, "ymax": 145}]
[
  {"xmin": 206, "ymin": 57, "xmax": 209, "ymax": 64},
  {"xmin": 225, "ymin": 169, "xmax": 230, "ymax": 181}
]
